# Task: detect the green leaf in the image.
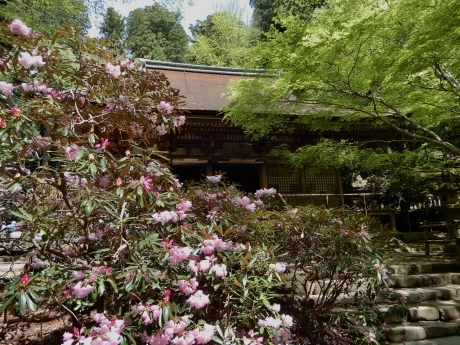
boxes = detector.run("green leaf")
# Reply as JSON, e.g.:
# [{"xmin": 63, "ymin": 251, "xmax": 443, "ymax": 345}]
[
  {"xmin": 98, "ymin": 280, "xmax": 105, "ymax": 295},
  {"xmin": 89, "ymin": 163, "xmax": 97, "ymax": 176},
  {"xmin": 18, "ymin": 290, "xmax": 27, "ymax": 314},
  {"xmin": 106, "ymin": 276, "xmax": 118, "ymax": 293},
  {"xmin": 26, "ymin": 293, "xmax": 37, "ymax": 312},
  {"xmin": 0, "ymin": 294, "xmax": 17, "ymax": 313}
]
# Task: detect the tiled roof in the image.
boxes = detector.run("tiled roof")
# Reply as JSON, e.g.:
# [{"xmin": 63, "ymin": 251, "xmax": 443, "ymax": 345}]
[{"xmin": 140, "ymin": 60, "xmax": 265, "ymax": 111}]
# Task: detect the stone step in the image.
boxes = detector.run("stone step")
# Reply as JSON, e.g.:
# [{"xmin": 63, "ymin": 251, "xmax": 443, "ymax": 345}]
[
  {"xmin": 390, "ymin": 273, "xmax": 460, "ymax": 289},
  {"xmin": 391, "ymin": 335, "xmax": 460, "ymax": 344},
  {"xmin": 388, "ymin": 321, "xmax": 460, "ymax": 342},
  {"xmin": 390, "ymin": 262, "xmax": 460, "ymax": 276}
]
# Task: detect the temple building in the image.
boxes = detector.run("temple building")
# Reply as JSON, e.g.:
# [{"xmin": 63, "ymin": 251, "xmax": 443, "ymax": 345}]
[{"xmin": 141, "ymin": 60, "xmax": 398, "ymax": 206}]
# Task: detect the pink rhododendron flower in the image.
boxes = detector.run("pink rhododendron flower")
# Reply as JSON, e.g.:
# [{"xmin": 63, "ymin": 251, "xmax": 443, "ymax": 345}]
[
  {"xmin": 198, "ymin": 259, "xmax": 211, "ymax": 272},
  {"xmin": 210, "ymin": 264, "xmax": 227, "ymax": 278},
  {"xmin": 116, "ymin": 177, "xmax": 122, "ymax": 186},
  {"xmin": 73, "ymin": 270, "xmax": 85, "ymax": 280},
  {"xmin": 104, "ymin": 62, "xmax": 121, "ymax": 78},
  {"xmin": 0, "ymin": 119, "xmax": 6, "ymax": 128},
  {"xmin": 139, "ymin": 175, "xmax": 153, "ymax": 191},
  {"xmin": 281, "ymin": 314, "xmax": 293, "ymax": 327},
  {"xmin": 192, "ymin": 324, "xmax": 215, "ymax": 344},
  {"xmin": 71, "ymin": 281, "xmax": 94, "ymax": 298},
  {"xmin": 187, "ymin": 290, "xmax": 210, "ymax": 309},
  {"xmin": 176, "ymin": 115, "xmax": 186, "ymax": 127},
  {"xmin": 270, "ymin": 303, "xmax": 281, "ymax": 312},
  {"xmin": 269, "ymin": 263, "xmax": 287, "ymax": 273},
  {"xmin": 10, "ymin": 107, "xmax": 20, "ymax": 116},
  {"xmin": 152, "ymin": 210, "xmax": 179, "ymax": 224},
  {"xmin": 366, "ymin": 332, "xmax": 376, "ymax": 341},
  {"xmin": 156, "ymin": 123, "xmax": 167, "ymax": 135},
  {"xmin": 168, "ymin": 246, "xmax": 192, "ymax": 265},
  {"xmin": 120, "ymin": 59, "xmax": 134, "ymax": 69},
  {"xmin": 258, "ymin": 316, "xmax": 282, "ymax": 329},
  {"xmin": 254, "ymin": 187, "xmax": 277, "ymax": 198},
  {"xmin": 18, "ymin": 52, "xmax": 45, "ymax": 69},
  {"xmin": 95, "ymin": 137, "xmax": 110, "ymax": 150},
  {"xmin": 156, "ymin": 101, "xmax": 174, "ymax": 114},
  {"xmin": 206, "ymin": 175, "xmax": 222, "ymax": 183},
  {"xmin": 8, "ymin": 19, "xmax": 31, "ymax": 36},
  {"xmin": 233, "ymin": 196, "xmax": 257, "ymax": 211},
  {"xmin": 176, "ymin": 198, "xmax": 192, "ymax": 212},
  {"xmin": 178, "ymin": 278, "xmax": 199, "ymax": 295},
  {"xmin": 188, "ymin": 260, "xmax": 198, "ymax": 273},
  {"xmin": 0, "ymin": 81, "xmax": 14, "ymax": 96},
  {"xmin": 65, "ymin": 144, "xmax": 83, "ymax": 160}
]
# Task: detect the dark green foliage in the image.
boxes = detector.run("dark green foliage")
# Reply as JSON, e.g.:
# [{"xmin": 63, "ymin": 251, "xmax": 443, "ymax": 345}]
[
  {"xmin": 250, "ymin": 0, "xmax": 327, "ymax": 33},
  {"xmin": 125, "ymin": 4, "xmax": 188, "ymax": 62},
  {"xmin": 99, "ymin": 7, "xmax": 125, "ymax": 56}
]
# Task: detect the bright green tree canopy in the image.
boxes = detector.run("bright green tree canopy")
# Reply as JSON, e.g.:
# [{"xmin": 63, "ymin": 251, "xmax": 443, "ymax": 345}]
[
  {"xmin": 0, "ymin": 0, "xmax": 91, "ymax": 35},
  {"xmin": 187, "ymin": 5, "xmax": 258, "ymax": 67},
  {"xmin": 226, "ymin": 0, "xmax": 460, "ymax": 154}
]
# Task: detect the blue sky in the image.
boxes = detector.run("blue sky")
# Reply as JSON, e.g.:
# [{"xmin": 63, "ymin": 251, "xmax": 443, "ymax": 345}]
[{"xmin": 88, "ymin": 0, "xmax": 253, "ymax": 37}]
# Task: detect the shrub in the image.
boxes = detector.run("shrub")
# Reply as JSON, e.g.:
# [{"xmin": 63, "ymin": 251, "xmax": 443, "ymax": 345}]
[{"xmin": 0, "ymin": 19, "xmax": 403, "ymax": 345}]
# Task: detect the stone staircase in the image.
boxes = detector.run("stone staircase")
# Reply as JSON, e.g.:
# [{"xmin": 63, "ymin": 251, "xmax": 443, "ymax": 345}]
[{"xmin": 352, "ymin": 242, "xmax": 460, "ymax": 344}]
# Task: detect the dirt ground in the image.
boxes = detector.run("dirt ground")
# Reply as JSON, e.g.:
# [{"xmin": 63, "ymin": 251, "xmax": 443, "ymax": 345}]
[{"xmin": 0, "ymin": 310, "xmax": 97, "ymax": 345}]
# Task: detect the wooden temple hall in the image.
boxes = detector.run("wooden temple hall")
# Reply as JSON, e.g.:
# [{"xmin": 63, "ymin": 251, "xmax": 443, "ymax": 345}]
[{"xmin": 141, "ymin": 60, "xmax": 396, "ymax": 206}]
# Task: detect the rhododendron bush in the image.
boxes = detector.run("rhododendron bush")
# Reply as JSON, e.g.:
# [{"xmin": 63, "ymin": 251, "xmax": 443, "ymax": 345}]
[
  {"xmin": 0, "ymin": 20, "xmax": 292, "ymax": 345},
  {"xmin": 0, "ymin": 19, "xmax": 400, "ymax": 345}
]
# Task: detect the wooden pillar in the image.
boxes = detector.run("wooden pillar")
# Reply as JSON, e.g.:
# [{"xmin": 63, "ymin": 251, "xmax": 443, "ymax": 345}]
[
  {"xmin": 206, "ymin": 161, "xmax": 213, "ymax": 176},
  {"xmin": 335, "ymin": 169, "xmax": 344, "ymax": 206},
  {"xmin": 260, "ymin": 163, "xmax": 268, "ymax": 189},
  {"xmin": 299, "ymin": 168, "xmax": 306, "ymax": 193}
]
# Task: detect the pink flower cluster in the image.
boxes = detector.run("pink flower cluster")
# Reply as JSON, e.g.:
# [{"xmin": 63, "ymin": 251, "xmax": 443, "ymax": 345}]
[
  {"xmin": 156, "ymin": 123, "xmax": 167, "ymax": 135},
  {"xmin": 176, "ymin": 199, "xmax": 192, "ymax": 212},
  {"xmin": 169, "ymin": 246, "xmax": 192, "ymax": 265},
  {"xmin": 120, "ymin": 59, "xmax": 134, "ymax": 69},
  {"xmin": 62, "ymin": 313, "xmax": 125, "ymax": 345},
  {"xmin": 139, "ymin": 175, "xmax": 153, "ymax": 191},
  {"xmin": 95, "ymin": 137, "xmax": 110, "ymax": 151},
  {"xmin": 141, "ymin": 316, "xmax": 215, "ymax": 345},
  {"xmin": 257, "ymin": 314, "xmax": 293, "ymax": 343},
  {"xmin": 178, "ymin": 278, "xmax": 199, "ymax": 295},
  {"xmin": 0, "ymin": 81, "xmax": 14, "ymax": 96},
  {"xmin": 156, "ymin": 101, "xmax": 174, "ymax": 114},
  {"xmin": 8, "ymin": 19, "xmax": 31, "ymax": 36},
  {"xmin": 18, "ymin": 52, "xmax": 45, "ymax": 69},
  {"xmin": 200, "ymin": 235, "xmax": 232, "ymax": 255},
  {"xmin": 152, "ymin": 210, "xmax": 187, "ymax": 224},
  {"xmin": 104, "ymin": 62, "xmax": 121, "ymax": 79},
  {"xmin": 65, "ymin": 144, "xmax": 83, "ymax": 160},
  {"xmin": 174, "ymin": 115, "xmax": 186, "ymax": 127},
  {"xmin": 71, "ymin": 281, "xmax": 94, "ymax": 298},
  {"xmin": 21, "ymin": 80, "xmax": 51, "ymax": 93},
  {"xmin": 206, "ymin": 175, "xmax": 222, "ymax": 183},
  {"xmin": 254, "ymin": 188, "xmax": 277, "ymax": 199},
  {"xmin": 269, "ymin": 263, "xmax": 287, "ymax": 273},
  {"xmin": 233, "ymin": 196, "xmax": 256, "ymax": 212},
  {"xmin": 186, "ymin": 290, "xmax": 210, "ymax": 309},
  {"xmin": 136, "ymin": 302, "xmax": 162, "ymax": 325}
]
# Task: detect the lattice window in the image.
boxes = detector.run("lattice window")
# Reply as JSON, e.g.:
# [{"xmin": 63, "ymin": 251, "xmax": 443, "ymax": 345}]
[
  {"xmin": 267, "ymin": 165, "xmax": 299, "ymax": 193},
  {"xmin": 304, "ymin": 169, "xmax": 338, "ymax": 193}
]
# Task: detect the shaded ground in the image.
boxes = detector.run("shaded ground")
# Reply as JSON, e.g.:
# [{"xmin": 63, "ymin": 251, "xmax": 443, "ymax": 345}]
[{"xmin": 0, "ymin": 312, "xmax": 72, "ymax": 345}]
